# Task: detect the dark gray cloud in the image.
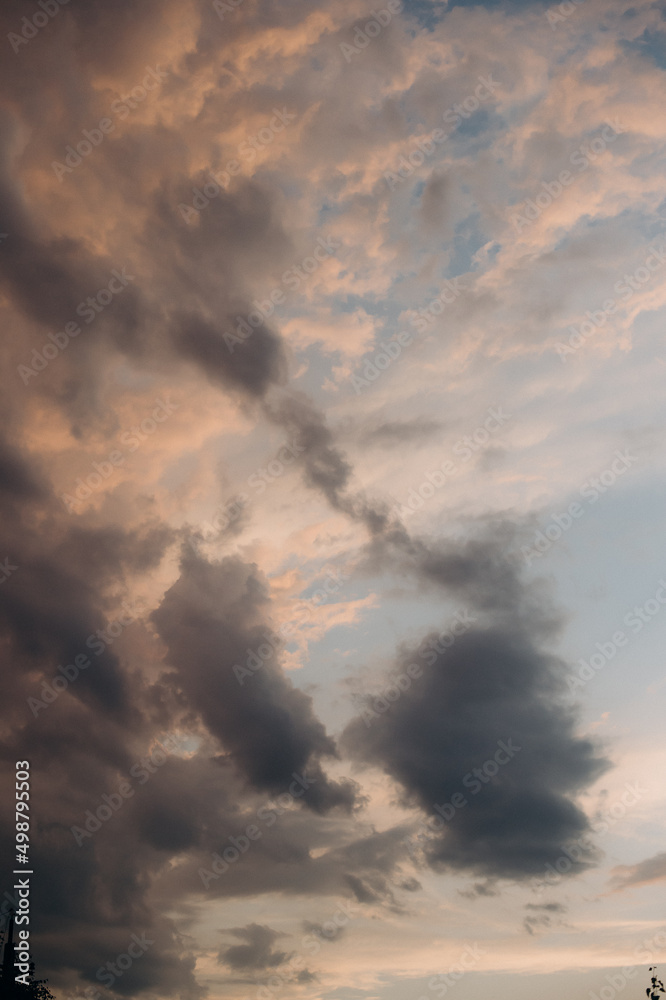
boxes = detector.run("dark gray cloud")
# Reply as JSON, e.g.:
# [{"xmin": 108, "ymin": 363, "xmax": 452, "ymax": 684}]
[
  {"xmin": 255, "ymin": 337, "xmax": 612, "ymax": 891},
  {"xmin": 0, "ymin": 220, "xmax": 144, "ymax": 362},
  {"xmin": 0, "ymin": 35, "xmax": 294, "ymax": 433},
  {"xmin": 171, "ymin": 309, "xmax": 286, "ymax": 399},
  {"xmin": 152, "ymin": 547, "xmax": 357, "ymax": 812},
  {"xmin": 265, "ymin": 391, "xmax": 355, "ymax": 512},
  {"xmin": 219, "ymin": 924, "xmax": 290, "ymax": 970},
  {"xmin": 302, "ymin": 919, "xmax": 346, "ymax": 943},
  {"xmin": 0, "ymin": 519, "xmax": 173, "ymax": 721},
  {"xmin": 0, "ymin": 417, "xmax": 207, "ymax": 997},
  {"xmin": 343, "ymin": 623, "xmax": 608, "ymax": 880},
  {"xmin": 0, "ymin": 430, "xmax": 172, "ymax": 724},
  {"xmin": 362, "ymin": 521, "xmax": 563, "ymax": 637},
  {"xmin": 0, "ymin": 439, "xmax": 47, "ymax": 503},
  {"xmin": 158, "ymin": 814, "xmax": 413, "ymax": 914},
  {"xmin": 264, "ymin": 389, "xmax": 405, "ymax": 540},
  {"xmin": 419, "ymin": 171, "xmax": 455, "ymax": 239},
  {"xmin": 362, "ymin": 418, "xmax": 445, "ymax": 447},
  {"xmin": 0, "ymin": 25, "xmax": 369, "ymax": 993},
  {"xmin": 458, "ymin": 880, "xmax": 498, "ymax": 899},
  {"xmin": 0, "ymin": 412, "xmax": 394, "ymax": 999},
  {"xmin": 152, "ymin": 174, "xmax": 292, "ymax": 398},
  {"xmin": 523, "ymin": 901, "xmax": 569, "ymax": 935}
]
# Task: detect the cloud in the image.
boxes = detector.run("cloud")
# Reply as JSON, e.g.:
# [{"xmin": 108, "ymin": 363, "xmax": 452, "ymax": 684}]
[
  {"xmin": 265, "ymin": 390, "xmax": 356, "ymax": 513},
  {"xmin": 0, "ymin": 435, "xmax": 171, "ymax": 725},
  {"xmin": 362, "ymin": 418, "xmax": 445, "ymax": 447},
  {"xmin": 151, "ymin": 546, "xmax": 357, "ymax": 812},
  {"xmin": 621, "ymin": 28, "xmax": 666, "ymax": 72},
  {"xmin": 303, "ymin": 919, "xmax": 346, "ymax": 942},
  {"xmin": 170, "ymin": 307, "xmax": 287, "ymax": 399},
  {"xmin": 458, "ymin": 879, "xmax": 498, "ymax": 898},
  {"xmin": 219, "ymin": 924, "xmax": 291, "ymax": 970},
  {"xmin": 523, "ymin": 901, "xmax": 569, "ymax": 935},
  {"xmin": 0, "ymin": 438, "xmax": 47, "ymax": 502},
  {"xmin": 361, "ymin": 519, "xmax": 562, "ymax": 634},
  {"xmin": 419, "ymin": 170, "xmax": 456, "ymax": 240},
  {"xmin": 609, "ymin": 851, "xmax": 666, "ymax": 892},
  {"xmin": 0, "ymin": 0, "xmax": 662, "ymax": 994},
  {"xmin": 342, "ymin": 524, "xmax": 610, "ymax": 881}
]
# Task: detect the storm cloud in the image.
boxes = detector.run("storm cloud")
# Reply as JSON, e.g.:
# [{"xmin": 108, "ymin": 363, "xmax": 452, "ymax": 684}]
[
  {"xmin": 152, "ymin": 548, "xmax": 357, "ymax": 812},
  {"xmin": 344, "ymin": 625, "xmax": 608, "ymax": 879}
]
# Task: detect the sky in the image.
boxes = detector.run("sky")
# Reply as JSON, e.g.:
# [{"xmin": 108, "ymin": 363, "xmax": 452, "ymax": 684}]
[{"xmin": 0, "ymin": 0, "xmax": 665, "ymax": 998}]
